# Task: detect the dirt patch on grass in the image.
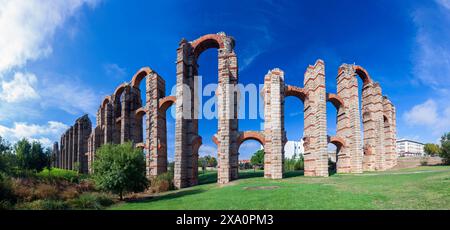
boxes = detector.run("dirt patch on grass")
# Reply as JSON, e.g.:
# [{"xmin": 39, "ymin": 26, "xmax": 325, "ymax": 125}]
[{"xmin": 243, "ymin": 186, "xmax": 279, "ymax": 190}]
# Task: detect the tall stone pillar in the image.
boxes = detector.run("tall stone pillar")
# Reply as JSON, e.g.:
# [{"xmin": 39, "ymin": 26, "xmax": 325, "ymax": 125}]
[
  {"xmin": 263, "ymin": 69, "xmax": 285, "ymax": 179},
  {"xmin": 72, "ymin": 123, "xmax": 79, "ymax": 170},
  {"xmin": 174, "ymin": 39, "xmax": 192, "ymax": 189},
  {"xmin": 148, "ymin": 73, "xmax": 168, "ymax": 177},
  {"xmin": 68, "ymin": 127, "xmax": 74, "ymax": 170},
  {"xmin": 383, "ymin": 96, "xmax": 396, "ymax": 169},
  {"xmin": 216, "ymin": 43, "xmax": 239, "ymax": 183},
  {"xmin": 120, "ymin": 87, "xmax": 131, "ymax": 143},
  {"xmin": 362, "ymin": 82, "xmax": 384, "ymax": 171},
  {"xmin": 336, "ymin": 64, "xmax": 363, "ymax": 173},
  {"xmin": 303, "ymin": 60, "xmax": 328, "ymax": 177},
  {"xmin": 76, "ymin": 115, "xmax": 92, "ymax": 174},
  {"xmin": 65, "ymin": 130, "xmax": 70, "ymax": 169},
  {"xmin": 104, "ymin": 103, "xmax": 114, "ymax": 144},
  {"xmin": 391, "ymin": 105, "xmax": 397, "ymax": 167},
  {"xmin": 60, "ymin": 135, "xmax": 64, "ymax": 169}
]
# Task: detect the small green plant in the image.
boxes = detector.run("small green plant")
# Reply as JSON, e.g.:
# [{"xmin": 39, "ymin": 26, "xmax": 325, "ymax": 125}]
[
  {"xmin": 420, "ymin": 158, "xmax": 428, "ymax": 166},
  {"xmin": 150, "ymin": 172, "xmax": 174, "ymax": 193},
  {"xmin": 69, "ymin": 193, "xmax": 114, "ymax": 210},
  {"xmin": 17, "ymin": 199, "xmax": 68, "ymax": 210}
]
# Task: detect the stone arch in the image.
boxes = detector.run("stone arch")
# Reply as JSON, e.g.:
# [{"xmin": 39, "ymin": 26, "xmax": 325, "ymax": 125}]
[
  {"xmin": 353, "ymin": 65, "xmax": 373, "ymax": 85},
  {"xmin": 131, "ymin": 67, "xmax": 154, "ymax": 89},
  {"xmin": 238, "ymin": 131, "xmax": 265, "ymax": 148},
  {"xmin": 101, "ymin": 96, "xmax": 111, "ymax": 108},
  {"xmin": 158, "ymin": 96, "xmax": 176, "ymax": 113},
  {"xmin": 326, "ymin": 93, "xmax": 345, "ymax": 110},
  {"xmin": 191, "ymin": 34, "xmax": 227, "ymax": 58},
  {"xmin": 329, "ymin": 136, "xmax": 346, "ymax": 148},
  {"xmin": 285, "ymin": 85, "xmax": 307, "ymax": 102},
  {"xmin": 135, "ymin": 107, "xmax": 147, "ymax": 120},
  {"xmin": 113, "ymin": 83, "xmax": 129, "ymax": 103},
  {"xmin": 328, "ymin": 135, "xmax": 350, "ymax": 173}
]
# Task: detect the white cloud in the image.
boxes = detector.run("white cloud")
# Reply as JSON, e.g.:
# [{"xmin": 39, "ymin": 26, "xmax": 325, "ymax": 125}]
[
  {"xmin": 403, "ymin": 99, "xmax": 450, "ymax": 138},
  {"xmin": 403, "ymin": 99, "xmax": 438, "ymax": 126},
  {"xmin": 39, "ymin": 76, "xmax": 101, "ymax": 116},
  {"xmin": 437, "ymin": 0, "xmax": 450, "ymax": 10},
  {"xmin": 0, "ymin": 0, "xmax": 100, "ymax": 74},
  {"xmin": 0, "ymin": 72, "xmax": 40, "ymax": 102},
  {"xmin": 412, "ymin": 1, "xmax": 450, "ymax": 89},
  {"xmin": 104, "ymin": 63, "xmax": 127, "ymax": 79},
  {"xmin": 0, "ymin": 121, "xmax": 69, "ymax": 147}
]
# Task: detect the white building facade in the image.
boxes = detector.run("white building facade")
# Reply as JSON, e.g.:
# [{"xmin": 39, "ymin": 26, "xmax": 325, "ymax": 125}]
[
  {"xmin": 396, "ymin": 139, "xmax": 425, "ymax": 157},
  {"xmin": 284, "ymin": 140, "xmax": 304, "ymax": 159}
]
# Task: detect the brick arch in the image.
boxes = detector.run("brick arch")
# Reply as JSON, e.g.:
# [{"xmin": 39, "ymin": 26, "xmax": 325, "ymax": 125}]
[
  {"xmin": 354, "ymin": 65, "xmax": 373, "ymax": 85},
  {"xmin": 326, "ymin": 93, "xmax": 345, "ymax": 110},
  {"xmin": 131, "ymin": 67, "xmax": 154, "ymax": 88},
  {"xmin": 101, "ymin": 96, "xmax": 111, "ymax": 108},
  {"xmin": 191, "ymin": 135, "xmax": 202, "ymax": 152},
  {"xmin": 328, "ymin": 136, "xmax": 346, "ymax": 148},
  {"xmin": 285, "ymin": 85, "xmax": 307, "ymax": 102},
  {"xmin": 113, "ymin": 83, "xmax": 129, "ymax": 103},
  {"xmin": 238, "ymin": 131, "xmax": 265, "ymax": 148},
  {"xmin": 191, "ymin": 34, "xmax": 226, "ymax": 58},
  {"xmin": 135, "ymin": 107, "xmax": 147, "ymax": 119},
  {"xmin": 158, "ymin": 96, "xmax": 176, "ymax": 113}
]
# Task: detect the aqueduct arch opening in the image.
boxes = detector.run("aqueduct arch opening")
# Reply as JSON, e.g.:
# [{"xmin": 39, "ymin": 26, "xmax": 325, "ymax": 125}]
[{"xmin": 173, "ymin": 33, "xmax": 239, "ymax": 188}]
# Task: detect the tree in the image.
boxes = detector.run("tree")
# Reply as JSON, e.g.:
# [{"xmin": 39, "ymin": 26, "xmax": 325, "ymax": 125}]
[
  {"xmin": 198, "ymin": 157, "xmax": 207, "ymax": 174},
  {"xmin": 0, "ymin": 136, "xmax": 16, "ymax": 173},
  {"xmin": 440, "ymin": 132, "xmax": 450, "ymax": 165},
  {"xmin": 207, "ymin": 156, "xmax": 217, "ymax": 167},
  {"xmin": 14, "ymin": 138, "xmax": 50, "ymax": 172},
  {"xmin": 250, "ymin": 150, "xmax": 264, "ymax": 169},
  {"xmin": 424, "ymin": 143, "xmax": 441, "ymax": 156},
  {"xmin": 93, "ymin": 142, "xmax": 148, "ymax": 200}
]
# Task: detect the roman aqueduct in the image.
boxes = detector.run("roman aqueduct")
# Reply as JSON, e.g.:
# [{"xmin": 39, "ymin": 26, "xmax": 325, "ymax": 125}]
[{"xmin": 52, "ymin": 32, "xmax": 397, "ymax": 189}]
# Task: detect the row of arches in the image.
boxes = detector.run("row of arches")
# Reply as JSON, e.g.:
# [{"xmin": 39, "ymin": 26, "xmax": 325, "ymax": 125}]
[{"xmin": 83, "ymin": 33, "xmax": 396, "ymax": 190}]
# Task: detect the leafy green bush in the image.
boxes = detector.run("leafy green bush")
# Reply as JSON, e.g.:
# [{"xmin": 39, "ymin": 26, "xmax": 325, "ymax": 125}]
[
  {"xmin": 0, "ymin": 173, "xmax": 16, "ymax": 207},
  {"xmin": 0, "ymin": 200, "xmax": 13, "ymax": 210},
  {"xmin": 69, "ymin": 193, "xmax": 114, "ymax": 210},
  {"xmin": 284, "ymin": 155, "xmax": 304, "ymax": 172},
  {"xmin": 93, "ymin": 142, "xmax": 148, "ymax": 200}
]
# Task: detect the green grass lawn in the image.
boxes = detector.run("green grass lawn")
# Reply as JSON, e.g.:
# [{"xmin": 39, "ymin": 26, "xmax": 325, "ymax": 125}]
[{"xmin": 110, "ymin": 166, "xmax": 450, "ymax": 210}]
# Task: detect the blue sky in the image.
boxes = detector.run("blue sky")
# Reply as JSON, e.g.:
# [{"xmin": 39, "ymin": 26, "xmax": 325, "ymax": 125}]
[{"xmin": 0, "ymin": 0, "xmax": 449, "ymax": 160}]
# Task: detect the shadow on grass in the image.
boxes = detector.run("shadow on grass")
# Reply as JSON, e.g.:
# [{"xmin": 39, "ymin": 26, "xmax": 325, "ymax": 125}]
[
  {"xmin": 127, "ymin": 189, "xmax": 205, "ymax": 204},
  {"xmin": 198, "ymin": 170, "xmax": 266, "ymax": 185},
  {"xmin": 283, "ymin": 170, "xmax": 304, "ymax": 178}
]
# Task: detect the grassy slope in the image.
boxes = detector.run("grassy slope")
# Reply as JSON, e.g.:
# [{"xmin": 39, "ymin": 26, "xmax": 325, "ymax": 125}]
[{"xmin": 110, "ymin": 166, "xmax": 450, "ymax": 210}]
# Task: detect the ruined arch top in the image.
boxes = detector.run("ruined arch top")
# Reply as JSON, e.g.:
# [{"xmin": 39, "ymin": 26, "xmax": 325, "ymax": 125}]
[
  {"xmin": 326, "ymin": 93, "xmax": 345, "ymax": 109},
  {"xmin": 158, "ymin": 96, "xmax": 176, "ymax": 113},
  {"xmin": 191, "ymin": 33, "xmax": 235, "ymax": 58},
  {"xmin": 131, "ymin": 67, "xmax": 154, "ymax": 88},
  {"xmin": 328, "ymin": 136, "xmax": 346, "ymax": 148},
  {"xmin": 238, "ymin": 131, "xmax": 265, "ymax": 147},
  {"xmin": 101, "ymin": 96, "xmax": 111, "ymax": 108},
  {"xmin": 113, "ymin": 83, "xmax": 129, "ymax": 102},
  {"xmin": 354, "ymin": 65, "xmax": 373, "ymax": 85},
  {"xmin": 285, "ymin": 85, "xmax": 307, "ymax": 102}
]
